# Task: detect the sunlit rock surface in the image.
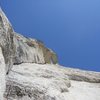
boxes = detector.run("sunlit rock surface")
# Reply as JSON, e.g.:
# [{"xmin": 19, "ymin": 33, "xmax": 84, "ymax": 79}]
[
  {"xmin": 5, "ymin": 64, "xmax": 70, "ymax": 100},
  {"xmin": 0, "ymin": 47, "xmax": 6, "ymax": 100},
  {"xmin": 61, "ymin": 66, "xmax": 100, "ymax": 83},
  {"xmin": 13, "ymin": 33, "xmax": 57, "ymax": 65},
  {"xmin": 0, "ymin": 8, "xmax": 57, "ymax": 74},
  {"xmin": 5, "ymin": 64, "xmax": 100, "ymax": 100},
  {"xmin": 0, "ymin": 7, "xmax": 100, "ymax": 100},
  {"xmin": 0, "ymin": 8, "xmax": 14, "ymax": 74}
]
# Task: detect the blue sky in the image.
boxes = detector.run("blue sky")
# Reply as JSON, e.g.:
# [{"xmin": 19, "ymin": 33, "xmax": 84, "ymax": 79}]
[{"xmin": 1, "ymin": 0, "xmax": 100, "ymax": 71}]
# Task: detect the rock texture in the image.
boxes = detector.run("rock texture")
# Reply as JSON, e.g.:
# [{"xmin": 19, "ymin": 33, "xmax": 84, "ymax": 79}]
[
  {"xmin": 0, "ymin": 8, "xmax": 57, "ymax": 74},
  {"xmin": 13, "ymin": 33, "xmax": 57, "ymax": 65},
  {"xmin": 0, "ymin": 7, "xmax": 100, "ymax": 100},
  {"xmin": 0, "ymin": 47, "xmax": 6, "ymax": 100},
  {"xmin": 5, "ymin": 64, "xmax": 70, "ymax": 100},
  {"xmin": 61, "ymin": 66, "xmax": 100, "ymax": 83},
  {"xmin": 5, "ymin": 64, "xmax": 100, "ymax": 100},
  {"xmin": 0, "ymin": 8, "xmax": 14, "ymax": 74}
]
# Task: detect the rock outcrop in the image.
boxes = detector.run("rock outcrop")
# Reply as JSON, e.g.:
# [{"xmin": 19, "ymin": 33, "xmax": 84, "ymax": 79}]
[
  {"xmin": 5, "ymin": 64, "xmax": 100, "ymax": 100},
  {"xmin": 13, "ymin": 33, "xmax": 57, "ymax": 65},
  {"xmin": 5, "ymin": 64, "xmax": 70, "ymax": 100},
  {"xmin": 61, "ymin": 66, "xmax": 100, "ymax": 83},
  {"xmin": 0, "ymin": 47, "xmax": 6, "ymax": 100},
  {"xmin": 0, "ymin": 7, "xmax": 100, "ymax": 100},
  {"xmin": 0, "ymin": 8, "xmax": 58, "ymax": 74},
  {"xmin": 0, "ymin": 8, "xmax": 14, "ymax": 74}
]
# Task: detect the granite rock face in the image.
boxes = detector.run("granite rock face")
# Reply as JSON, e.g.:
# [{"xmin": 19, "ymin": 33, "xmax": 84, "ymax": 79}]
[
  {"xmin": 0, "ymin": 47, "xmax": 6, "ymax": 100},
  {"xmin": 5, "ymin": 64, "xmax": 70, "ymax": 100},
  {"xmin": 13, "ymin": 33, "xmax": 57, "ymax": 65},
  {"xmin": 0, "ymin": 8, "xmax": 14, "ymax": 74},
  {"xmin": 0, "ymin": 8, "xmax": 58, "ymax": 74},
  {"xmin": 61, "ymin": 66, "xmax": 100, "ymax": 83},
  {"xmin": 0, "ymin": 7, "xmax": 100, "ymax": 100},
  {"xmin": 5, "ymin": 64, "xmax": 100, "ymax": 100}
]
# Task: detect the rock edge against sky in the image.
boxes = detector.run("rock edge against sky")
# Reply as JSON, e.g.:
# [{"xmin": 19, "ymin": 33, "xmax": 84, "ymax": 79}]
[{"xmin": 0, "ymin": 7, "xmax": 100, "ymax": 100}]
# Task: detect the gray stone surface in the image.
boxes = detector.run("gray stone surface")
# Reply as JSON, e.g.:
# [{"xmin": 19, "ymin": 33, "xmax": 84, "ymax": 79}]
[
  {"xmin": 5, "ymin": 64, "xmax": 100, "ymax": 100},
  {"xmin": 5, "ymin": 64, "xmax": 70, "ymax": 100},
  {"xmin": 0, "ymin": 8, "xmax": 14, "ymax": 74},
  {"xmin": 0, "ymin": 47, "xmax": 6, "ymax": 100},
  {"xmin": 60, "ymin": 66, "xmax": 100, "ymax": 83},
  {"xmin": 0, "ymin": 8, "xmax": 58, "ymax": 74},
  {"xmin": 0, "ymin": 7, "xmax": 100, "ymax": 100}
]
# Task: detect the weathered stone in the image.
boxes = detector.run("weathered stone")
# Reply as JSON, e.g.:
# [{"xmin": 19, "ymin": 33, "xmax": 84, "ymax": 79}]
[
  {"xmin": 5, "ymin": 64, "xmax": 70, "ymax": 100},
  {"xmin": 0, "ymin": 8, "xmax": 14, "ymax": 74},
  {"xmin": 61, "ymin": 66, "xmax": 100, "ymax": 83},
  {"xmin": 0, "ymin": 8, "xmax": 58, "ymax": 74},
  {"xmin": 0, "ymin": 47, "xmax": 6, "ymax": 100},
  {"xmin": 0, "ymin": 7, "xmax": 100, "ymax": 100},
  {"xmin": 5, "ymin": 64, "xmax": 100, "ymax": 100}
]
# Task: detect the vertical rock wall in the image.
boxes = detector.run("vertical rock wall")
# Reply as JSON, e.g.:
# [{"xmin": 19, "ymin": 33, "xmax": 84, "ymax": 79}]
[
  {"xmin": 0, "ymin": 8, "xmax": 14, "ymax": 74},
  {"xmin": 0, "ymin": 47, "xmax": 6, "ymax": 100},
  {"xmin": 0, "ymin": 8, "xmax": 58, "ymax": 74}
]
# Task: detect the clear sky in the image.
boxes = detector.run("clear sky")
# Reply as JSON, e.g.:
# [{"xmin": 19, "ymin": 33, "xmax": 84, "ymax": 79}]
[{"xmin": 1, "ymin": 0, "xmax": 100, "ymax": 71}]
